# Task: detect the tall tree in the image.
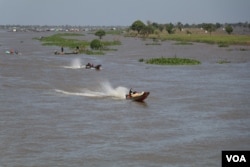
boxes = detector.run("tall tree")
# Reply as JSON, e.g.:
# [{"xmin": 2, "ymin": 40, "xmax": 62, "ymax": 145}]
[
  {"xmin": 95, "ymin": 29, "xmax": 106, "ymax": 39},
  {"xmin": 165, "ymin": 23, "xmax": 175, "ymax": 34},
  {"xmin": 225, "ymin": 25, "xmax": 233, "ymax": 35},
  {"xmin": 177, "ymin": 22, "xmax": 183, "ymax": 31},
  {"xmin": 202, "ymin": 23, "xmax": 216, "ymax": 35},
  {"xmin": 131, "ymin": 20, "xmax": 146, "ymax": 34}
]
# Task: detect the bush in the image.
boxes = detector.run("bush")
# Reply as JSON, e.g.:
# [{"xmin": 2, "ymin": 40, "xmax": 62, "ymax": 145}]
[{"xmin": 90, "ymin": 39, "xmax": 102, "ymax": 50}]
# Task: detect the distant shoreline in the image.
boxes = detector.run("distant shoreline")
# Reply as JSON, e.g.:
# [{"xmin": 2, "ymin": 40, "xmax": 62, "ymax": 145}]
[{"xmin": 0, "ymin": 22, "xmax": 250, "ymax": 35}]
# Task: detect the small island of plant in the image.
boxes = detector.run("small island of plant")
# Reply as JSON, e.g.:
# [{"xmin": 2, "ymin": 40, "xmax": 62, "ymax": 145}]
[
  {"xmin": 141, "ymin": 57, "xmax": 201, "ymax": 65},
  {"xmin": 36, "ymin": 32, "xmax": 121, "ymax": 55}
]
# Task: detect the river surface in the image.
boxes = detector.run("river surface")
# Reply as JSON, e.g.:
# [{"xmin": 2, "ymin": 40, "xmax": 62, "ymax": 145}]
[{"xmin": 0, "ymin": 31, "xmax": 250, "ymax": 167}]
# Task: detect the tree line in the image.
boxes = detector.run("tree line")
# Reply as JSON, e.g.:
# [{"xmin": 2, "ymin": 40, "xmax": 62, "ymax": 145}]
[{"xmin": 130, "ymin": 20, "xmax": 250, "ymax": 36}]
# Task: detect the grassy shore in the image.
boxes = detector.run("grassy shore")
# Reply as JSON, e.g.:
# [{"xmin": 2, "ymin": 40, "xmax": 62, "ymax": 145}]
[
  {"xmin": 150, "ymin": 33, "xmax": 250, "ymax": 46},
  {"xmin": 126, "ymin": 28, "xmax": 250, "ymax": 46},
  {"xmin": 154, "ymin": 34, "xmax": 250, "ymax": 45}
]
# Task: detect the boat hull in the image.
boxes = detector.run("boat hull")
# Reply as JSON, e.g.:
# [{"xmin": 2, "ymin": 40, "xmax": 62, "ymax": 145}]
[
  {"xmin": 85, "ymin": 64, "xmax": 101, "ymax": 70},
  {"xmin": 126, "ymin": 92, "xmax": 150, "ymax": 102}
]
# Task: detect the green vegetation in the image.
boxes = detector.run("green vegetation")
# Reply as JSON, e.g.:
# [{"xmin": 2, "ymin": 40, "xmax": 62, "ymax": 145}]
[
  {"xmin": 127, "ymin": 20, "xmax": 250, "ymax": 46},
  {"xmin": 202, "ymin": 23, "xmax": 216, "ymax": 35},
  {"xmin": 90, "ymin": 39, "xmax": 103, "ymax": 50},
  {"xmin": 165, "ymin": 23, "xmax": 175, "ymax": 34},
  {"xmin": 225, "ymin": 25, "xmax": 233, "ymax": 35},
  {"xmin": 38, "ymin": 33, "xmax": 87, "ymax": 49},
  {"xmin": 95, "ymin": 29, "xmax": 106, "ymax": 39},
  {"xmin": 148, "ymin": 33, "xmax": 250, "ymax": 46},
  {"xmin": 131, "ymin": 20, "xmax": 146, "ymax": 34},
  {"xmin": 144, "ymin": 57, "xmax": 201, "ymax": 65},
  {"xmin": 37, "ymin": 33, "xmax": 121, "ymax": 55}
]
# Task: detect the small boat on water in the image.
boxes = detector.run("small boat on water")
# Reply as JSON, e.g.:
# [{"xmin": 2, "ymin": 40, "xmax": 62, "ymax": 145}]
[
  {"xmin": 54, "ymin": 51, "xmax": 78, "ymax": 55},
  {"xmin": 85, "ymin": 63, "xmax": 102, "ymax": 70},
  {"xmin": 54, "ymin": 46, "xmax": 80, "ymax": 55},
  {"xmin": 126, "ymin": 90, "xmax": 150, "ymax": 102}
]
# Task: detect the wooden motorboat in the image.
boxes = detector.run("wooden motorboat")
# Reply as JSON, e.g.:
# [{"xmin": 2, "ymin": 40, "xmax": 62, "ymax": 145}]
[{"xmin": 126, "ymin": 91, "xmax": 150, "ymax": 102}]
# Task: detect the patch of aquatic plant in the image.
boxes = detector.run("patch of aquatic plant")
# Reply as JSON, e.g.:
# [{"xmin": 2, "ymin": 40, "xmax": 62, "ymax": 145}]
[{"xmin": 145, "ymin": 57, "xmax": 201, "ymax": 65}]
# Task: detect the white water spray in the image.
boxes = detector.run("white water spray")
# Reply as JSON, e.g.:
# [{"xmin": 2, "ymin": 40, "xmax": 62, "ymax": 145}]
[
  {"xmin": 63, "ymin": 58, "xmax": 83, "ymax": 69},
  {"xmin": 71, "ymin": 58, "xmax": 82, "ymax": 68},
  {"xmin": 55, "ymin": 81, "xmax": 129, "ymax": 99}
]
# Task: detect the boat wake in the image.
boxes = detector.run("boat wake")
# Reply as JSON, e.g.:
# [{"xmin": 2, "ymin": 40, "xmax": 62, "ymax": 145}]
[
  {"xmin": 55, "ymin": 81, "xmax": 129, "ymax": 100},
  {"xmin": 63, "ymin": 58, "xmax": 83, "ymax": 69},
  {"xmin": 62, "ymin": 58, "xmax": 102, "ymax": 70}
]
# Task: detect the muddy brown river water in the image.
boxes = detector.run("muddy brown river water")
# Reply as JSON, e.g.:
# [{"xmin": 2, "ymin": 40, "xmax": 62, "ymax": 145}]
[{"xmin": 0, "ymin": 30, "xmax": 250, "ymax": 167}]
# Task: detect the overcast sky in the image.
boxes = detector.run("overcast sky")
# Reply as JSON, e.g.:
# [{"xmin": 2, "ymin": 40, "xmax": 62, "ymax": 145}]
[{"xmin": 0, "ymin": 0, "xmax": 249, "ymax": 26}]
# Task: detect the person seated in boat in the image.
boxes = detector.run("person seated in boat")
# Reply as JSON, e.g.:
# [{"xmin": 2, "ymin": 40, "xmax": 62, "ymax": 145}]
[
  {"xmin": 54, "ymin": 50, "xmax": 61, "ymax": 55},
  {"xmin": 76, "ymin": 46, "xmax": 79, "ymax": 53},
  {"xmin": 129, "ymin": 88, "xmax": 137, "ymax": 96},
  {"xmin": 129, "ymin": 88, "xmax": 132, "ymax": 96},
  {"xmin": 86, "ymin": 63, "xmax": 94, "ymax": 68},
  {"xmin": 73, "ymin": 46, "xmax": 79, "ymax": 54}
]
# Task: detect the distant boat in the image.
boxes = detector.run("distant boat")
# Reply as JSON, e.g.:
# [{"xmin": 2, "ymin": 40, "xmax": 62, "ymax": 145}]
[
  {"xmin": 54, "ymin": 51, "xmax": 78, "ymax": 55},
  {"xmin": 85, "ymin": 64, "xmax": 102, "ymax": 70}
]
